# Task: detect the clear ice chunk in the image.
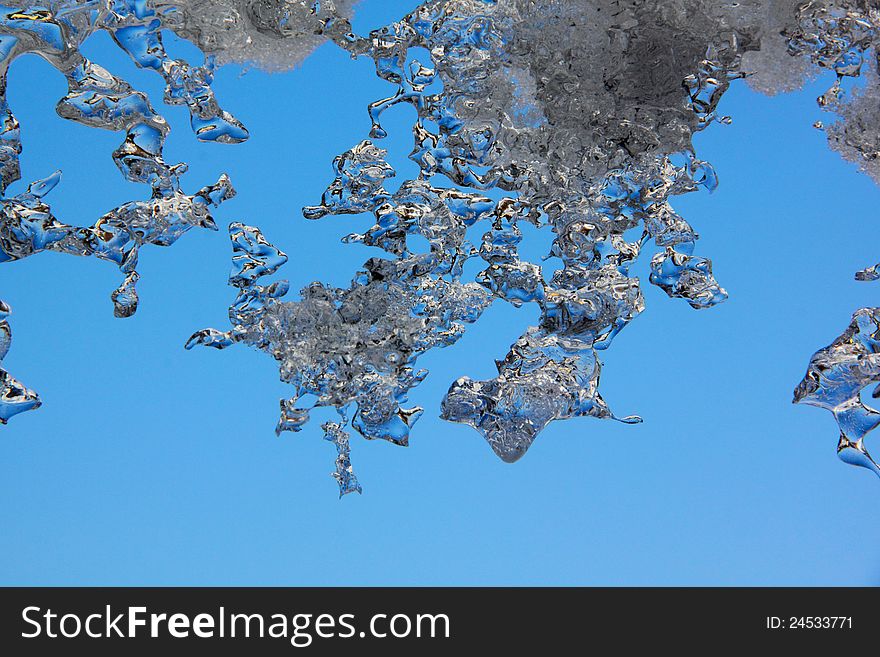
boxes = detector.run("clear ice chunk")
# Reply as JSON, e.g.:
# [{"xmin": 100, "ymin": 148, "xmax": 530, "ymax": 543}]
[
  {"xmin": 188, "ymin": 221, "xmax": 491, "ymax": 492},
  {"xmin": 794, "ymin": 308, "xmax": 880, "ymax": 477},
  {"xmin": 0, "ymin": 299, "xmax": 40, "ymax": 424}
]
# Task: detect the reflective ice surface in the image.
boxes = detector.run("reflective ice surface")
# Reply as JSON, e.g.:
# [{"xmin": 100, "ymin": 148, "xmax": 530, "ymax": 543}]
[
  {"xmin": 4, "ymin": 0, "xmax": 880, "ymax": 492},
  {"xmin": 794, "ymin": 308, "xmax": 880, "ymax": 477},
  {"xmin": 0, "ymin": 299, "xmax": 39, "ymax": 423}
]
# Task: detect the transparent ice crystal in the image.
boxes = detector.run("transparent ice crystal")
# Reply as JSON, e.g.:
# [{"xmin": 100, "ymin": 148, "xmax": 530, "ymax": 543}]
[
  {"xmin": 0, "ymin": 299, "xmax": 40, "ymax": 424},
  {"xmin": 6, "ymin": 0, "xmax": 880, "ymax": 492},
  {"xmin": 794, "ymin": 308, "xmax": 880, "ymax": 477}
]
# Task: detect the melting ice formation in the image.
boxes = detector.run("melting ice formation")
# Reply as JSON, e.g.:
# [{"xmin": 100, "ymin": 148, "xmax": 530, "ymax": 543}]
[
  {"xmin": 3, "ymin": 1, "xmax": 880, "ymax": 493},
  {"xmin": 0, "ymin": 299, "xmax": 39, "ymax": 423}
]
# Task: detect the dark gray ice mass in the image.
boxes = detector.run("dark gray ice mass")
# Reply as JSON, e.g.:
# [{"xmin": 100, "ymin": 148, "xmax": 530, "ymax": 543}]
[{"xmin": 3, "ymin": 0, "xmax": 880, "ymax": 493}]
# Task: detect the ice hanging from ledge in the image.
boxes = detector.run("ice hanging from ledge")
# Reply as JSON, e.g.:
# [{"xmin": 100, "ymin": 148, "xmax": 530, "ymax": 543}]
[{"xmin": 5, "ymin": 0, "xmax": 880, "ymax": 492}]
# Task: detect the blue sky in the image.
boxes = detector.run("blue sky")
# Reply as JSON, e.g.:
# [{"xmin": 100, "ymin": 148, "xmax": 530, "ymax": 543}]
[{"xmin": 1, "ymin": 1, "xmax": 879, "ymax": 585}]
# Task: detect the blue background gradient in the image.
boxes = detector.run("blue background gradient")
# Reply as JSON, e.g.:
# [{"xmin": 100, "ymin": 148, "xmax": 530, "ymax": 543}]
[{"xmin": 1, "ymin": 1, "xmax": 878, "ymax": 585}]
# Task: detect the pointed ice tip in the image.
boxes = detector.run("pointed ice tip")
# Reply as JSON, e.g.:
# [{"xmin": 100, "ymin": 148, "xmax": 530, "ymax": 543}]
[
  {"xmin": 338, "ymin": 486, "xmax": 363, "ymax": 499},
  {"xmin": 26, "ymin": 170, "xmax": 62, "ymax": 197}
]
